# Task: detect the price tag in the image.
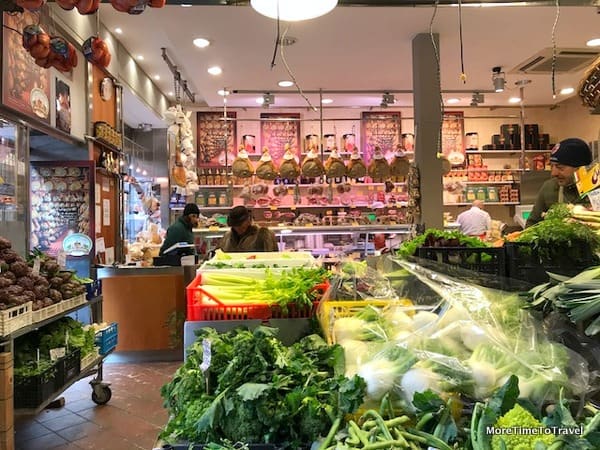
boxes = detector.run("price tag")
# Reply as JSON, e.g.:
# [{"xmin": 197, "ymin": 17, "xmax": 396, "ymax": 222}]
[
  {"xmin": 270, "ymin": 206, "xmax": 278, "ymax": 211},
  {"xmin": 49, "ymin": 347, "xmax": 66, "ymax": 361},
  {"xmin": 350, "ymin": 205, "xmax": 356, "ymax": 209},
  {"xmin": 304, "ymin": 223, "xmax": 314, "ymax": 227},
  {"xmin": 199, "ymin": 339, "xmax": 212, "ymax": 372},
  {"xmin": 208, "ymin": 226, "xmax": 219, "ymax": 231},
  {"xmin": 290, "ymin": 206, "xmax": 296, "ymax": 210},
  {"xmin": 587, "ymin": 188, "xmax": 600, "ymax": 211},
  {"xmin": 389, "ymin": 221, "xmax": 397, "ymax": 226},
  {"xmin": 367, "ymin": 186, "xmax": 374, "ymax": 191},
  {"xmin": 32, "ymin": 258, "xmax": 41, "ymax": 276},
  {"xmin": 352, "ymin": 221, "xmax": 359, "ymax": 227},
  {"xmin": 326, "ymin": 210, "xmax": 333, "ymax": 216},
  {"xmin": 57, "ymin": 251, "xmax": 66, "ymax": 268}
]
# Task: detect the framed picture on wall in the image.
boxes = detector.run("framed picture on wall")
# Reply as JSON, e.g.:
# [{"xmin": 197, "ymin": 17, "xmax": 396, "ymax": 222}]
[
  {"xmin": 197, "ymin": 111, "xmax": 236, "ymax": 167},
  {"xmin": 55, "ymin": 79, "xmax": 71, "ymax": 134},
  {"xmin": 361, "ymin": 111, "xmax": 401, "ymax": 165},
  {"xmin": 260, "ymin": 113, "xmax": 301, "ymax": 165},
  {"xmin": 2, "ymin": 11, "xmax": 51, "ymax": 124},
  {"xmin": 442, "ymin": 111, "xmax": 465, "ymax": 166}
]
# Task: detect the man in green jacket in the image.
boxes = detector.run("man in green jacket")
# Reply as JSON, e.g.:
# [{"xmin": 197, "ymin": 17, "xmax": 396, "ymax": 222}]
[
  {"xmin": 159, "ymin": 203, "xmax": 200, "ymax": 255},
  {"xmin": 526, "ymin": 138, "xmax": 592, "ymax": 227}
]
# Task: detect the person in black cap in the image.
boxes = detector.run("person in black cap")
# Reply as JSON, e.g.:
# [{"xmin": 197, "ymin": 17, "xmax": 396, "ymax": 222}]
[
  {"xmin": 526, "ymin": 137, "xmax": 592, "ymax": 227},
  {"xmin": 219, "ymin": 205, "xmax": 278, "ymax": 252},
  {"xmin": 159, "ymin": 203, "xmax": 200, "ymax": 255}
]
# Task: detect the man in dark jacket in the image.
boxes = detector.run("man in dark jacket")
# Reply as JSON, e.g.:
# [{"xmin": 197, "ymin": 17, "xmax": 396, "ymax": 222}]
[
  {"xmin": 526, "ymin": 138, "xmax": 592, "ymax": 227},
  {"xmin": 159, "ymin": 203, "xmax": 200, "ymax": 255},
  {"xmin": 219, "ymin": 206, "xmax": 278, "ymax": 252}
]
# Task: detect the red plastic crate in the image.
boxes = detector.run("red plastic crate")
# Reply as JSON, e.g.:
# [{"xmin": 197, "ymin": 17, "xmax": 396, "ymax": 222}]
[{"xmin": 186, "ymin": 275, "xmax": 328, "ymax": 321}]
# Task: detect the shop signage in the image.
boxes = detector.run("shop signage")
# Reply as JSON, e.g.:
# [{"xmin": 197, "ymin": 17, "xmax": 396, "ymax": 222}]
[
  {"xmin": 361, "ymin": 111, "xmax": 401, "ymax": 166},
  {"xmin": 260, "ymin": 112, "xmax": 301, "ymax": 165},
  {"xmin": 62, "ymin": 233, "xmax": 93, "ymax": 256}
]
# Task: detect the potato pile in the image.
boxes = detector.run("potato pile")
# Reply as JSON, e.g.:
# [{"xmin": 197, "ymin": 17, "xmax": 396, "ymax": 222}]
[{"xmin": 0, "ymin": 236, "xmax": 85, "ymax": 311}]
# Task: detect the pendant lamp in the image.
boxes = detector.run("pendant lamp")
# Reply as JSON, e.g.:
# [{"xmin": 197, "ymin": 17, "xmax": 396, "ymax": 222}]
[{"xmin": 250, "ymin": 0, "xmax": 338, "ymax": 22}]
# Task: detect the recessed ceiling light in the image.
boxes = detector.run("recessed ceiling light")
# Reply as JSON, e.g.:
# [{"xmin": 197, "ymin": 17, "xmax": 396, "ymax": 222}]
[
  {"xmin": 114, "ymin": 28, "xmax": 123, "ymax": 34},
  {"xmin": 446, "ymin": 98, "xmax": 460, "ymax": 104},
  {"xmin": 153, "ymin": 75, "xmax": 160, "ymax": 80},
  {"xmin": 255, "ymin": 97, "xmax": 265, "ymax": 104},
  {"xmin": 508, "ymin": 97, "xmax": 521, "ymax": 104},
  {"xmin": 136, "ymin": 55, "xmax": 144, "ymax": 61},
  {"xmin": 278, "ymin": 80, "xmax": 294, "ymax": 87},
  {"xmin": 207, "ymin": 66, "xmax": 222, "ymax": 76},
  {"xmin": 586, "ymin": 38, "xmax": 600, "ymax": 47},
  {"xmin": 321, "ymin": 98, "xmax": 333, "ymax": 104},
  {"xmin": 181, "ymin": 3, "xmax": 192, "ymax": 7},
  {"xmin": 560, "ymin": 87, "xmax": 575, "ymax": 95},
  {"xmin": 193, "ymin": 38, "xmax": 210, "ymax": 49},
  {"xmin": 217, "ymin": 89, "xmax": 230, "ymax": 96}
]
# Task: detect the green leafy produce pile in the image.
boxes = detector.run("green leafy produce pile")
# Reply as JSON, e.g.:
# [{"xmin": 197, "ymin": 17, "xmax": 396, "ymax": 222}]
[
  {"xmin": 160, "ymin": 326, "xmax": 365, "ymax": 448},
  {"xmin": 397, "ymin": 229, "xmax": 491, "ymax": 259},
  {"xmin": 515, "ymin": 204, "xmax": 600, "ymax": 264},
  {"xmin": 15, "ymin": 317, "xmax": 96, "ymax": 375}
]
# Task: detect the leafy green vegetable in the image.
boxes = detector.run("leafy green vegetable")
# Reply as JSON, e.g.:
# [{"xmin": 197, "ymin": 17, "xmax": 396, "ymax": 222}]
[
  {"xmin": 160, "ymin": 326, "xmax": 365, "ymax": 448},
  {"xmin": 397, "ymin": 228, "xmax": 490, "ymax": 258}
]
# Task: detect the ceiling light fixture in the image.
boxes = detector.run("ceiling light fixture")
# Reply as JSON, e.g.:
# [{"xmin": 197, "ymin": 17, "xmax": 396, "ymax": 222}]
[
  {"xmin": 446, "ymin": 98, "xmax": 461, "ymax": 104},
  {"xmin": 470, "ymin": 92, "xmax": 485, "ymax": 106},
  {"xmin": 153, "ymin": 75, "xmax": 160, "ymax": 80},
  {"xmin": 380, "ymin": 92, "xmax": 395, "ymax": 108},
  {"xmin": 207, "ymin": 66, "xmax": 222, "ymax": 76},
  {"xmin": 255, "ymin": 97, "xmax": 265, "ymax": 104},
  {"xmin": 250, "ymin": 0, "xmax": 338, "ymax": 21},
  {"xmin": 278, "ymin": 80, "xmax": 294, "ymax": 87},
  {"xmin": 492, "ymin": 66, "xmax": 505, "ymax": 92},
  {"xmin": 114, "ymin": 27, "xmax": 123, "ymax": 34},
  {"xmin": 193, "ymin": 38, "xmax": 210, "ymax": 48},
  {"xmin": 560, "ymin": 87, "xmax": 575, "ymax": 95},
  {"xmin": 181, "ymin": 3, "xmax": 192, "ymax": 7},
  {"xmin": 586, "ymin": 38, "xmax": 600, "ymax": 47},
  {"xmin": 509, "ymin": 97, "xmax": 521, "ymax": 104},
  {"xmin": 262, "ymin": 93, "xmax": 275, "ymax": 107},
  {"xmin": 136, "ymin": 55, "xmax": 144, "ymax": 61},
  {"xmin": 321, "ymin": 98, "xmax": 333, "ymax": 104},
  {"xmin": 167, "ymin": 91, "xmax": 174, "ymax": 96},
  {"xmin": 217, "ymin": 89, "xmax": 230, "ymax": 96}
]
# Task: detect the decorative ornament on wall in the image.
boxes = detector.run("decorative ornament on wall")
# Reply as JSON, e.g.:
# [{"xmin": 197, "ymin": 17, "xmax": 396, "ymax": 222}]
[{"xmin": 164, "ymin": 104, "xmax": 198, "ymax": 195}]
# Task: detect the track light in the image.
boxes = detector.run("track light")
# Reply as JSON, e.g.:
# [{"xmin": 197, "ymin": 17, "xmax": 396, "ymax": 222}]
[
  {"xmin": 492, "ymin": 66, "xmax": 505, "ymax": 93},
  {"xmin": 470, "ymin": 92, "xmax": 485, "ymax": 107},
  {"xmin": 262, "ymin": 93, "xmax": 274, "ymax": 108},
  {"xmin": 380, "ymin": 92, "xmax": 395, "ymax": 108}
]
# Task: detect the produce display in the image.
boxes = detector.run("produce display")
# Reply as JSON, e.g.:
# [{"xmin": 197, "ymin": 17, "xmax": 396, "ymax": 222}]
[
  {"xmin": 160, "ymin": 327, "xmax": 365, "ymax": 447},
  {"xmin": 163, "ymin": 255, "xmax": 600, "ymax": 448},
  {"xmin": 0, "ymin": 237, "xmax": 82, "ymax": 311},
  {"xmin": 397, "ymin": 229, "xmax": 492, "ymax": 259}
]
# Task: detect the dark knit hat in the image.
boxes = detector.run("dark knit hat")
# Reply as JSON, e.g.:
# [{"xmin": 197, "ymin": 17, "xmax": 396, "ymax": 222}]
[
  {"xmin": 228, "ymin": 206, "xmax": 252, "ymax": 227},
  {"xmin": 183, "ymin": 203, "xmax": 200, "ymax": 216},
  {"xmin": 550, "ymin": 138, "xmax": 592, "ymax": 167}
]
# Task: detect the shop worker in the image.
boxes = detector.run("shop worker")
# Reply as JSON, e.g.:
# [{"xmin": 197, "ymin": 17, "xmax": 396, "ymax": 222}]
[
  {"xmin": 526, "ymin": 138, "xmax": 592, "ymax": 227},
  {"xmin": 457, "ymin": 200, "xmax": 491, "ymax": 239},
  {"xmin": 159, "ymin": 203, "xmax": 200, "ymax": 256},
  {"xmin": 220, "ymin": 205, "xmax": 278, "ymax": 252}
]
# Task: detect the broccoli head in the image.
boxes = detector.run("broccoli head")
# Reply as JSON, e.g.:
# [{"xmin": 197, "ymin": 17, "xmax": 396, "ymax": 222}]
[{"xmin": 491, "ymin": 404, "xmax": 555, "ymax": 450}]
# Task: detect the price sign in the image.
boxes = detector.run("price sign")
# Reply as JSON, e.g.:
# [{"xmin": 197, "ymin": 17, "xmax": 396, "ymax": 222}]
[
  {"xmin": 290, "ymin": 206, "xmax": 296, "ymax": 210},
  {"xmin": 49, "ymin": 347, "xmax": 66, "ymax": 361},
  {"xmin": 32, "ymin": 258, "xmax": 41, "ymax": 276},
  {"xmin": 208, "ymin": 226, "xmax": 219, "ymax": 231},
  {"xmin": 304, "ymin": 223, "xmax": 314, "ymax": 227},
  {"xmin": 199, "ymin": 339, "xmax": 212, "ymax": 372},
  {"xmin": 270, "ymin": 206, "xmax": 278, "ymax": 211}
]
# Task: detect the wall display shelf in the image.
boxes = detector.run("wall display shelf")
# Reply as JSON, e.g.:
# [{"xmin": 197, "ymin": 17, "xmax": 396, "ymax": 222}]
[{"xmin": 465, "ymin": 150, "xmax": 552, "ymax": 155}]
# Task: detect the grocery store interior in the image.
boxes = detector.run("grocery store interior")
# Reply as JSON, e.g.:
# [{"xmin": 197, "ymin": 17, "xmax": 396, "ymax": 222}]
[{"xmin": 1, "ymin": 0, "xmax": 600, "ymax": 449}]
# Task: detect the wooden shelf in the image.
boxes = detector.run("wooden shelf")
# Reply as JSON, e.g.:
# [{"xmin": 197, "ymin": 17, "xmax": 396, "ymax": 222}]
[
  {"xmin": 194, "ymin": 182, "xmax": 407, "ymax": 189},
  {"xmin": 466, "ymin": 149, "xmax": 551, "ymax": 154},
  {"xmin": 175, "ymin": 202, "xmax": 410, "ymax": 211},
  {"xmin": 85, "ymin": 135, "xmax": 123, "ymax": 155}
]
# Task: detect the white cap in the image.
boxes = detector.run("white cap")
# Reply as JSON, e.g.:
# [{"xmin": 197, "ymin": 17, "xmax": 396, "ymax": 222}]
[
  {"xmin": 237, "ymin": 149, "xmax": 249, "ymax": 159},
  {"xmin": 306, "ymin": 148, "xmax": 318, "ymax": 159},
  {"xmin": 329, "ymin": 148, "xmax": 341, "ymax": 159},
  {"xmin": 283, "ymin": 148, "xmax": 295, "ymax": 160},
  {"xmin": 260, "ymin": 149, "xmax": 272, "ymax": 162}
]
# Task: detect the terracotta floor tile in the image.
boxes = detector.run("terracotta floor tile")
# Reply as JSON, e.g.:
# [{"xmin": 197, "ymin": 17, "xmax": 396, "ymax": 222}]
[
  {"xmin": 14, "ymin": 420, "xmax": 53, "ymax": 441},
  {"xmin": 16, "ymin": 432, "xmax": 69, "ymax": 450},
  {"xmin": 56, "ymin": 421, "xmax": 103, "ymax": 443}
]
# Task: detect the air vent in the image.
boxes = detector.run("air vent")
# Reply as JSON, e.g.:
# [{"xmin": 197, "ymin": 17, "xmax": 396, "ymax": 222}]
[{"xmin": 510, "ymin": 48, "xmax": 600, "ymax": 74}]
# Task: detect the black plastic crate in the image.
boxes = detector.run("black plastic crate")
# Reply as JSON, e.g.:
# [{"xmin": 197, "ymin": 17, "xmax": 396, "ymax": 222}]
[
  {"xmin": 14, "ymin": 361, "xmax": 59, "ymax": 409},
  {"xmin": 56, "ymin": 348, "xmax": 81, "ymax": 388},
  {"xmin": 505, "ymin": 242, "xmax": 599, "ymax": 285},
  {"xmin": 417, "ymin": 246, "xmax": 506, "ymax": 276}
]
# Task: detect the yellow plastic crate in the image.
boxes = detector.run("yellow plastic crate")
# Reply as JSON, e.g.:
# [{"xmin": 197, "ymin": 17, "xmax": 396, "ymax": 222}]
[{"xmin": 319, "ymin": 299, "xmax": 393, "ymax": 345}]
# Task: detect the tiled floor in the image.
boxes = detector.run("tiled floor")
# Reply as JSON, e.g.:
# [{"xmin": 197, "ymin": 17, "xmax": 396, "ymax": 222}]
[{"xmin": 14, "ymin": 359, "xmax": 181, "ymax": 450}]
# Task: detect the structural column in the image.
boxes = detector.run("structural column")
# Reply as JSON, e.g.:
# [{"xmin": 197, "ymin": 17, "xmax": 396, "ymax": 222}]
[{"xmin": 412, "ymin": 33, "xmax": 443, "ymax": 229}]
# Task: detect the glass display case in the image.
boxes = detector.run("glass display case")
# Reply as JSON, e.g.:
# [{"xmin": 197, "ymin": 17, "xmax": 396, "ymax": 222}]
[{"xmin": 0, "ymin": 117, "xmax": 27, "ymax": 255}]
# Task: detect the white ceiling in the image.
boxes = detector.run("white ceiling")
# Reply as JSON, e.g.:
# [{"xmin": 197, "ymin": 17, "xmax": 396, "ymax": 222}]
[{"xmin": 99, "ymin": 4, "xmax": 600, "ymax": 127}]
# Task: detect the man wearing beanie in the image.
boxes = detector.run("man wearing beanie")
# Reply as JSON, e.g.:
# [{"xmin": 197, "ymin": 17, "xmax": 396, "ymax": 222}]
[
  {"xmin": 159, "ymin": 203, "xmax": 200, "ymax": 255},
  {"xmin": 219, "ymin": 205, "xmax": 278, "ymax": 252},
  {"xmin": 526, "ymin": 138, "xmax": 592, "ymax": 227}
]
